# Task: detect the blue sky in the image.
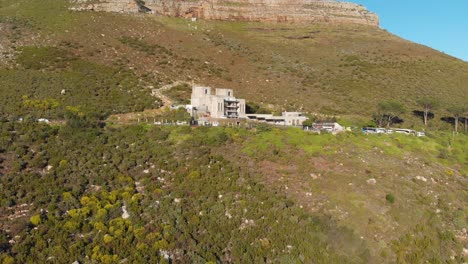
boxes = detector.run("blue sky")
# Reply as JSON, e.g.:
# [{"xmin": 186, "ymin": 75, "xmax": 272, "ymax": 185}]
[{"xmin": 349, "ymin": 0, "xmax": 468, "ymax": 62}]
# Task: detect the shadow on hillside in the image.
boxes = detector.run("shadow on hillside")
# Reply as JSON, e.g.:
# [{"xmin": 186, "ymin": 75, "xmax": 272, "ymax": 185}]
[
  {"xmin": 390, "ymin": 116, "xmax": 405, "ymax": 125},
  {"xmin": 440, "ymin": 116, "xmax": 455, "ymax": 125},
  {"xmin": 441, "ymin": 116, "xmax": 468, "ymax": 132}
]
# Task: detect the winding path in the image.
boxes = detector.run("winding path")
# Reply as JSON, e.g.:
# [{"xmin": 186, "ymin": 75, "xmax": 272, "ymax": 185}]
[{"xmin": 107, "ymin": 81, "xmax": 188, "ymax": 124}]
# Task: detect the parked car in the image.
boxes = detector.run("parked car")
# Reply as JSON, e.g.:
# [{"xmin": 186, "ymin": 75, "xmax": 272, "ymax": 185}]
[
  {"xmin": 376, "ymin": 128, "xmax": 386, "ymax": 133},
  {"xmin": 362, "ymin": 127, "xmax": 377, "ymax": 134},
  {"xmin": 394, "ymin": 129, "xmax": 415, "ymax": 135},
  {"xmin": 416, "ymin": 131, "xmax": 426, "ymax": 137},
  {"xmin": 37, "ymin": 118, "xmax": 50, "ymax": 124}
]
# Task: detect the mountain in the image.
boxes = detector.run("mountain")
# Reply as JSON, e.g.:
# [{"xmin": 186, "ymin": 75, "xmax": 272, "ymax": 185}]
[
  {"xmin": 0, "ymin": 1, "xmax": 467, "ymax": 263},
  {"xmin": 1, "ymin": 0, "xmax": 466, "ymax": 124},
  {"xmin": 66, "ymin": 0, "xmax": 467, "ymax": 127},
  {"xmin": 72, "ymin": 0, "xmax": 379, "ymax": 26}
]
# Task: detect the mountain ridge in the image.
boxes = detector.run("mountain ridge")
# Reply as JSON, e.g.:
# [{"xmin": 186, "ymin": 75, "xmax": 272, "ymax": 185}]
[{"xmin": 71, "ymin": 0, "xmax": 380, "ymax": 26}]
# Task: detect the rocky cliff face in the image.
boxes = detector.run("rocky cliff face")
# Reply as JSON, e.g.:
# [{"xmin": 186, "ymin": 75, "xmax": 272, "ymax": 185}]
[
  {"xmin": 71, "ymin": 0, "xmax": 140, "ymax": 13},
  {"xmin": 71, "ymin": 0, "xmax": 379, "ymax": 26}
]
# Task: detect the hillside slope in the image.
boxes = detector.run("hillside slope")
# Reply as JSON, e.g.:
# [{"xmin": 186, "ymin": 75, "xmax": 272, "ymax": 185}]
[
  {"xmin": 0, "ymin": 122, "xmax": 466, "ymax": 263},
  {"xmin": 0, "ymin": 0, "xmax": 466, "ymax": 124},
  {"xmin": 0, "ymin": 1, "xmax": 467, "ymax": 263}
]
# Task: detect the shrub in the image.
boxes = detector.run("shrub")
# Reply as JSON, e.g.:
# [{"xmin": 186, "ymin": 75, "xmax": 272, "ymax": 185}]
[
  {"xmin": 385, "ymin": 193, "xmax": 395, "ymax": 204},
  {"xmin": 0, "ymin": 255, "xmax": 14, "ymax": 264},
  {"xmin": 256, "ymin": 123, "xmax": 272, "ymax": 133},
  {"xmin": 30, "ymin": 214, "xmax": 41, "ymax": 226}
]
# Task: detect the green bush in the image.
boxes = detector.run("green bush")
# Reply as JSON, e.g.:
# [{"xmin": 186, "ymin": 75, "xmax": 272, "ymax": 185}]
[
  {"xmin": 30, "ymin": 214, "xmax": 42, "ymax": 226},
  {"xmin": 385, "ymin": 193, "xmax": 395, "ymax": 204}
]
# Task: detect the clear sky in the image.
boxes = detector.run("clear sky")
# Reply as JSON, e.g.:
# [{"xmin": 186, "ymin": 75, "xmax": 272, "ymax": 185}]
[{"xmin": 349, "ymin": 0, "xmax": 468, "ymax": 62}]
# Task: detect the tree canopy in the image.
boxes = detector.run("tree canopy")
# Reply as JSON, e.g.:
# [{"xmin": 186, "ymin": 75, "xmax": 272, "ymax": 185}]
[{"xmin": 375, "ymin": 100, "xmax": 406, "ymax": 127}]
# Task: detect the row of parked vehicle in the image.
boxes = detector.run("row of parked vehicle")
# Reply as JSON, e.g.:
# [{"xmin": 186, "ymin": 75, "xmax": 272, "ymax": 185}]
[
  {"xmin": 151, "ymin": 121, "xmax": 426, "ymax": 137},
  {"xmin": 153, "ymin": 120, "xmax": 223, "ymax": 126},
  {"xmin": 154, "ymin": 121, "xmax": 188, "ymax": 126},
  {"xmin": 362, "ymin": 127, "xmax": 425, "ymax": 137}
]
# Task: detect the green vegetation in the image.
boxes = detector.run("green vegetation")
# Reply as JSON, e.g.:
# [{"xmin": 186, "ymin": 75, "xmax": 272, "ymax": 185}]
[
  {"xmin": 237, "ymin": 127, "xmax": 466, "ymax": 262},
  {"xmin": 0, "ymin": 120, "xmax": 466, "ymax": 262},
  {"xmin": 392, "ymin": 219, "xmax": 463, "ymax": 263},
  {"xmin": 416, "ymin": 97, "xmax": 439, "ymax": 126},
  {"xmin": 0, "ymin": 46, "xmax": 159, "ymax": 120},
  {"xmin": 119, "ymin": 36, "xmax": 173, "ymax": 57},
  {"xmin": 16, "ymin": 46, "xmax": 76, "ymax": 70},
  {"xmin": 243, "ymin": 127, "xmax": 467, "ymax": 173},
  {"xmin": 447, "ymin": 105, "xmax": 467, "ymax": 133},
  {"xmin": 0, "ymin": 0, "xmax": 466, "ymax": 263},
  {"xmin": 0, "ymin": 121, "xmax": 359, "ymax": 263},
  {"xmin": 162, "ymin": 83, "xmax": 192, "ymax": 104},
  {"xmin": 385, "ymin": 194, "xmax": 395, "ymax": 204},
  {"xmin": 246, "ymin": 101, "xmax": 272, "ymax": 114},
  {"xmin": 374, "ymin": 100, "xmax": 406, "ymax": 127}
]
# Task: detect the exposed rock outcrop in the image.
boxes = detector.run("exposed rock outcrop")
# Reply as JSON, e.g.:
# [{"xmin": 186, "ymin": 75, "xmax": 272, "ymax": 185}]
[
  {"xmin": 71, "ymin": 0, "xmax": 140, "ymax": 13},
  {"xmin": 71, "ymin": 0, "xmax": 379, "ymax": 26}
]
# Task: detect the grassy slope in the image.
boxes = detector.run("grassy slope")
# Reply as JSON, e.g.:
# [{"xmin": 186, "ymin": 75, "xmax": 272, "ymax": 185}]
[
  {"xmin": 2, "ymin": 122, "xmax": 367, "ymax": 263},
  {"xmin": 223, "ymin": 127, "xmax": 467, "ymax": 263},
  {"xmin": 1, "ymin": 121, "xmax": 465, "ymax": 263}
]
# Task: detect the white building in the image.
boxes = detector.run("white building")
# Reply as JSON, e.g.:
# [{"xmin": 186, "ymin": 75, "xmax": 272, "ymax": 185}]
[
  {"xmin": 246, "ymin": 112, "xmax": 308, "ymax": 126},
  {"xmin": 190, "ymin": 86, "xmax": 246, "ymax": 119}
]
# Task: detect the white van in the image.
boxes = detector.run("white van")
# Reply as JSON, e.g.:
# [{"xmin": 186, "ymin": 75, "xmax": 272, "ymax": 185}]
[
  {"xmin": 376, "ymin": 128, "xmax": 386, "ymax": 134},
  {"xmin": 394, "ymin": 129, "xmax": 415, "ymax": 135}
]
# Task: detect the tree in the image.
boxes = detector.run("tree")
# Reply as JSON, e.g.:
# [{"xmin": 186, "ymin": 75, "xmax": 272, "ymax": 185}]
[
  {"xmin": 302, "ymin": 114, "xmax": 317, "ymax": 127},
  {"xmin": 463, "ymin": 107, "xmax": 468, "ymax": 133},
  {"xmin": 246, "ymin": 102, "xmax": 270, "ymax": 114},
  {"xmin": 416, "ymin": 97, "xmax": 439, "ymax": 126},
  {"xmin": 375, "ymin": 100, "xmax": 406, "ymax": 127},
  {"xmin": 447, "ymin": 106, "xmax": 465, "ymax": 133}
]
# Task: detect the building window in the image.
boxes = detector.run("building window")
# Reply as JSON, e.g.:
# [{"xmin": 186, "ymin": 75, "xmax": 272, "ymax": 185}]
[
  {"xmin": 205, "ymin": 89, "xmax": 207, "ymax": 95},
  {"xmin": 228, "ymin": 91, "xmax": 231, "ymax": 96}
]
